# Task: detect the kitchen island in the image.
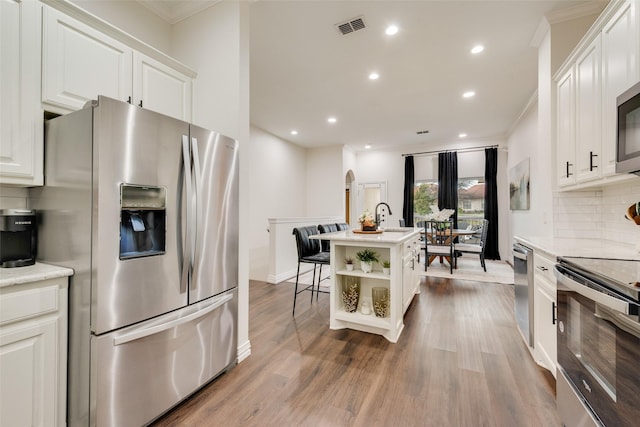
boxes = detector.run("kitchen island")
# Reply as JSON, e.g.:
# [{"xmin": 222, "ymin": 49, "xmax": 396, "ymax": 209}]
[{"xmin": 312, "ymin": 228, "xmax": 421, "ymax": 342}]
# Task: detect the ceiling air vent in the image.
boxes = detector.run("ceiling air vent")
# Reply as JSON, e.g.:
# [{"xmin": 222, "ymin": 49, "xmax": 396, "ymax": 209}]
[
  {"xmin": 336, "ymin": 16, "xmax": 366, "ymax": 35},
  {"xmin": 416, "ymin": 130, "xmax": 430, "ymax": 135}
]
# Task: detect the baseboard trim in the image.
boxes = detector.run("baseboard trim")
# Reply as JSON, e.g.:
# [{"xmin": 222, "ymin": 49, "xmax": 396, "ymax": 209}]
[{"xmin": 237, "ymin": 339, "xmax": 251, "ymax": 363}]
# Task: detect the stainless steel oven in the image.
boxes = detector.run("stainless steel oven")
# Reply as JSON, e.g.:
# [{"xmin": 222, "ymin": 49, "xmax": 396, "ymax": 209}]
[{"xmin": 554, "ymin": 257, "xmax": 640, "ymax": 427}]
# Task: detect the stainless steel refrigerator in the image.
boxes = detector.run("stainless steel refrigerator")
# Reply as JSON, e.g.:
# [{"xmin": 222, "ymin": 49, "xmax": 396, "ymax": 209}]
[{"xmin": 30, "ymin": 96, "xmax": 238, "ymax": 427}]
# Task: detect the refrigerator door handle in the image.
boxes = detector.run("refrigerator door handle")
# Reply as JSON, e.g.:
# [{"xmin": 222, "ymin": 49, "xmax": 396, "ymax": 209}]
[
  {"xmin": 181, "ymin": 135, "xmax": 193, "ymax": 293},
  {"xmin": 191, "ymin": 136, "xmax": 201, "ymax": 291},
  {"xmin": 113, "ymin": 293, "xmax": 233, "ymax": 346}
]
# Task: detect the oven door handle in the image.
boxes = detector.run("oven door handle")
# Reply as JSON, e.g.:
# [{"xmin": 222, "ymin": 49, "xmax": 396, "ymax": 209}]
[{"xmin": 554, "ymin": 265, "xmax": 639, "ymax": 315}]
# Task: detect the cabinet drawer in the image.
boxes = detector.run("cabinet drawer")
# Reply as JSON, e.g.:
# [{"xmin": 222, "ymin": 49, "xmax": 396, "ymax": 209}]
[
  {"xmin": 533, "ymin": 253, "xmax": 556, "ymax": 285},
  {"xmin": 0, "ymin": 284, "xmax": 58, "ymax": 326}
]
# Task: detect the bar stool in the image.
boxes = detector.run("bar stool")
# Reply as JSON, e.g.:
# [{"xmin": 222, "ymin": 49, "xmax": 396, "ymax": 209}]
[{"xmin": 292, "ymin": 226, "xmax": 330, "ymax": 315}]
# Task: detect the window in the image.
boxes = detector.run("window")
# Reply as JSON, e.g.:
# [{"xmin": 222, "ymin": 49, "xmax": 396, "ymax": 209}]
[{"xmin": 413, "ymin": 177, "xmax": 484, "ymax": 228}]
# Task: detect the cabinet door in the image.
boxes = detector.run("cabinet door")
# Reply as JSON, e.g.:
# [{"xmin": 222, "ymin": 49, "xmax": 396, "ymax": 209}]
[
  {"xmin": 42, "ymin": 7, "xmax": 133, "ymax": 111},
  {"xmin": 133, "ymin": 52, "xmax": 192, "ymax": 121},
  {"xmin": 575, "ymin": 36, "xmax": 602, "ymax": 183},
  {"xmin": 557, "ymin": 69, "xmax": 576, "ymax": 187},
  {"xmin": 0, "ymin": 0, "xmax": 43, "ymax": 186},
  {"xmin": 0, "ymin": 319, "xmax": 58, "ymax": 427},
  {"xmin": 534, "ymin": 276, "xmax": 557, "ymax": 378},
  {"xmin": 602, "ymin": 0, "xmax": 639, "ymax": 176}
]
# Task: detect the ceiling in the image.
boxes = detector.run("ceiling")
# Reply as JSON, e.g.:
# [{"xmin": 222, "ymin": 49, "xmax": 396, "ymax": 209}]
[{"xmin": 141, "ymin": 0, "xmax": 603, "ymax": 151}]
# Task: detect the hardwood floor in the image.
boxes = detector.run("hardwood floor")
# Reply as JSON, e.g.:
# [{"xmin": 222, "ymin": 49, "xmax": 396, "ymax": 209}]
[{"xmin": 152, "ymin": 277, "xmax": 559, "ymax": 427}]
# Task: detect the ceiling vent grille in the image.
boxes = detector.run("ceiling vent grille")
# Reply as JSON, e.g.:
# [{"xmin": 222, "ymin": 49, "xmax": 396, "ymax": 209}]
[
  {"xmin": 336, "ymin": 16, "xmax": 366, "ymax": 35},
  {"xmin": 416, "ymin": 130, "xmax": 430, "ymax": 135}
]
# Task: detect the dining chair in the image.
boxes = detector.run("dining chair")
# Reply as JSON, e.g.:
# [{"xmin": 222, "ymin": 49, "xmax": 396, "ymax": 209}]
[
  {"xmin": 292, "ymin": 226, "xmax": 330, "ymax": 314},
  {"xmin": 424, "ymin": 219, "xmax": 455, "ymax": 273},
  {"xmin": 454, "ymin": 219, "xmax": 489, "ymax": 271}
]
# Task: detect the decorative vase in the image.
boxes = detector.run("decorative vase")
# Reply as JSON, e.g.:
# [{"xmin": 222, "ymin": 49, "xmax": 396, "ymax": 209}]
[
  {"xmin": 383, "ymin": 267, "xmax": 390, "ymax": 275},
  {"xmin": 341, "ymin": 277, "xmax": 360, "ymax": 313},
  {"xmin": 361, "ymin": 224, "xmax": 377, "ymax": 232},
  {"xmin": 361, "ymin": 261, "xmax": 373, "ymax": 273},
  {"xmin": 372, "ymin": 287, "xmax": 389, "ymax": 318},
  {"xmin": 346, "ymin": 264, "xmax": 354, "ymax": 271}
]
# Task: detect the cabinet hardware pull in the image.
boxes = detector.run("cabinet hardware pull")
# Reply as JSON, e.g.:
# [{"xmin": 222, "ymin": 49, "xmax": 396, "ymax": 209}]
[
  {"xmin": 552, "ymin": 301, "xmax": 556, "ymax": 325},
  {"xmin": 589, "ymin": 151, "xmax": 598, "ymax": 171},
  {"xmin": 139, "ymin": 100, "xmax": 143, "ymax": 108},
  {"xmin": 566, "ymin": 161, "xmax": 573, "ymax": 178},
  {"xmin": 127, "ymin": 96, "xmax": 132, "ymax": 104},
  {"xmin": 537, "ymin": 265, "xmax": 548, "ymax": 272}
]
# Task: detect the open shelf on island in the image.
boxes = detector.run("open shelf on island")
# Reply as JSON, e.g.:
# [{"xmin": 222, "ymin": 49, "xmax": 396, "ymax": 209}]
[
  {"xmin": 333, "ymin": 310, "xmax": 391, "ymax": 329},
  {"xmin": 336, "ymin": 269, "xmax": 390, "ymax": 280}
]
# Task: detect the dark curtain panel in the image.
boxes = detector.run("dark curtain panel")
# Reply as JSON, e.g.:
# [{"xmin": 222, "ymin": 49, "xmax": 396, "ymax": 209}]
[
  {"xmin": 484, "ymin": 147, "xmax": 501, "ymax": 260},
  {"xmin": 437, "ymin": 152, "xmax": 458, "ymax": 229},
  {"xmin": 402, "ymin": 155, "xmax": 415, "ymax": 227}
]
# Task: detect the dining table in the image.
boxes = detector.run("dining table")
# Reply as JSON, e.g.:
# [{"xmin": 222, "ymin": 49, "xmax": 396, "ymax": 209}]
[{"xmin": 421, "ymin": 228, "xmax": 479, "ymax": 267}]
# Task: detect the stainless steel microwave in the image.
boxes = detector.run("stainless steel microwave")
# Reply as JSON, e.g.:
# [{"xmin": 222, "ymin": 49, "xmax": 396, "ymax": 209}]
[{"xmin": 616, "ymin": 81, "xmax": 640, "ymax": 175}]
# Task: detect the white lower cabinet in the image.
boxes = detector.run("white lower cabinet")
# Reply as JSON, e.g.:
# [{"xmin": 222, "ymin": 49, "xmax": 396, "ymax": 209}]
[
  {"xmin": 0, "ymin": 277, "xmax": 69, "ymax": 427},
  {"xmin": 533, "ymin": 252, "xmax": 557, "ymax": 378},
  {"xmin": 0, "ymin": 0, "xmax": 43, "ymax": 186},
  {"xmin": 402, "ymin": 236, "xmax": 421, "ymax": 314}
]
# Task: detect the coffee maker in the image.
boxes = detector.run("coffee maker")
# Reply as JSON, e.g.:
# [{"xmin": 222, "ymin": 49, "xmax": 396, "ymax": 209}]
[{"xmin": 0, "ymin": 209, "xmax": 37, "ymax": 267}]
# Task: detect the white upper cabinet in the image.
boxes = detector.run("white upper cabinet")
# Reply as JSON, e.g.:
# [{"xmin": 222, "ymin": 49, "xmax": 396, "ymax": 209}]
[
  {"xmin": 601, "ymin": 0, "xmax": 639, "ymax": 176},
  {"xmin": 574, "ymin": 36, "xmax": 602, "ymax": 183},
  {"xmin": 0, "ymin": 0, "xmax": 43, "ymax": 186},
  {"xmin": 557, "ymin": 69, "xmax": 576, "ymax": 187},
  {"xmin": 133, "ymin": 52, "xmax": 192, "ymax": 121},
  {"xmin": 41, "ymin": 4, "xmax": 194, "ymax": 122},
  {"xmin": 555, "ymin": 0, "xmax": 639, "ymax": 190},
  {"xmin": 42, "ymin": 7, "xmax": 133, "ymax": 111}
]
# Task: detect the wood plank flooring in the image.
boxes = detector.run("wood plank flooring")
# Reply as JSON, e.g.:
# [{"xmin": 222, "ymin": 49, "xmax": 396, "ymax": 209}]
[{"xmin": 151, "ymin": 276, "xmax": 559, "ymax": 427}]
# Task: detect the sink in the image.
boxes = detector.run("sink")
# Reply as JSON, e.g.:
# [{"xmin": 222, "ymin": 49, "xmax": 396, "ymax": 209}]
[{"xmin": 378, "ymin": 227, "xmax": 414, "ymax": 233}]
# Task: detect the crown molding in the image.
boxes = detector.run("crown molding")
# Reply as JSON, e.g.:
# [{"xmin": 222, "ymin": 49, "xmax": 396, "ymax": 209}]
[
  {"xmin": 137, "ymin": 0, "xmax": 221, "ymax": 24},
  {"xmin": 545, "ymin": 0, "xmax": 608, "ymax": 24}
]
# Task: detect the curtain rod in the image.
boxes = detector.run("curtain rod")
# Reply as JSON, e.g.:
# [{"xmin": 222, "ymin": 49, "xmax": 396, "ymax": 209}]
[{"xmin": 401, "ymin": 144, "xmax": 500, "ymax": 157}]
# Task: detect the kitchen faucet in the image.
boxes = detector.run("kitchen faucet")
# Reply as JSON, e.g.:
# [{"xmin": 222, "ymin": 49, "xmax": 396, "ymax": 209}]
[{"xmin": 375, "ymin": 202, "xmax": 392, "ymax": 227}]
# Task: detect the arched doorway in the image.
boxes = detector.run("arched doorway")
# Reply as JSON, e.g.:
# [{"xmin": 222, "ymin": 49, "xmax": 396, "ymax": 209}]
[{"xmin": 345, "ymin": 170, "xmax": 355, "ymax": 225}]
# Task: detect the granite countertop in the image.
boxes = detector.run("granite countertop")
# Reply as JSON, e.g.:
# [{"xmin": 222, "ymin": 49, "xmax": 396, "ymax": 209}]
[
  {"xmin": 0, "ymin": 262, "xmax": 74, "ymax": 288},
  {"xmin": 312, "ymin": 228, "xmax": 420, "ymax": 244},
  {"xmin": 514, "ymin": 236, "xmax": 640, "ymax": 261}
]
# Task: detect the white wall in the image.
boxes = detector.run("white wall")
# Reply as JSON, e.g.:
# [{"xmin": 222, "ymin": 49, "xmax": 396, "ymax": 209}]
[
  {"xmin": 508, "ymin": 97, "xmax": 551, "ymax": 245},
  {"xmin": 249, "ymin": 126, "xmax": 307, "ymax": 280},
  {"xmin": 172, "ymin": 2, "xmax": 243, "ymax": 137},
  {"xmin": 306, "ymin": 145, "xmax": 345, "ymax": 218}
]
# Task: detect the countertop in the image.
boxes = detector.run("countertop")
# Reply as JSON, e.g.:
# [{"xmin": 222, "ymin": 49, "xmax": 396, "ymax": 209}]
[
  {"xmin": 514, "ymin": 236, "xmax": 640, "ymax": 261},
  {"xmin": 0, "ymin": 262, "xmax": 74, "ymax": 288},
  {"xmin": 312, "ymin": 228, "xmax": 420, "ymax": 244}
]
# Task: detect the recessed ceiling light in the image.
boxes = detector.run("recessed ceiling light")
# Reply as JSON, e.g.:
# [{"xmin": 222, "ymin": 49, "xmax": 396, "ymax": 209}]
[
  {"xmin": 385, "ymin": 25, "xmax": 398, "ymax": 36},
  {"xmin": 364, "ymin": 144, "xmax": 372, "ymax": 149},
  {"xmin": 471, "ymin": 45, "xmax": 484, "ymax": 54},
  {"xmin": 290, "ymin": 130, "xmax": 298, "ymax": 135},
  {"xmin": 463, "ymin": 91, "xmax": 476, "ymax": 98},
  {"xmin": 369, "ymin": 72, "xmax": 379, "ymax": 80},
  {"xmin": 327, "ymin": 117, "xmax": 337, "ymax": 124},
  {"xmin": 459, "ymin": 133, "xmax": 467, "ymax": 138}
]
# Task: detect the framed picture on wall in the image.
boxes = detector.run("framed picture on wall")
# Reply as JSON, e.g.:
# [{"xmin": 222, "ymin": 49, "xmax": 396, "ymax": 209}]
[{"xmin": 509, "ymin": 158, "xmax": 530, "ymax": 210}]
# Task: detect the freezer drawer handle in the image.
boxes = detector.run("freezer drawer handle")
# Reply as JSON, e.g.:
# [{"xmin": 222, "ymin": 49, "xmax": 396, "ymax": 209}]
[{"xmin": 113, "ymin": 293, "xmax": 233, "ymax": 346}]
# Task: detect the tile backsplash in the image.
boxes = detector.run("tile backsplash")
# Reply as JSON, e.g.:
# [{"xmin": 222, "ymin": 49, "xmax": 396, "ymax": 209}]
[
  {"xmin": 0, "ymin": 186, "xmax": 29, "ymax": 209},
  {"xmin": 554, "ymin": 179, "xmax": 640, "ymax": 246}
]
